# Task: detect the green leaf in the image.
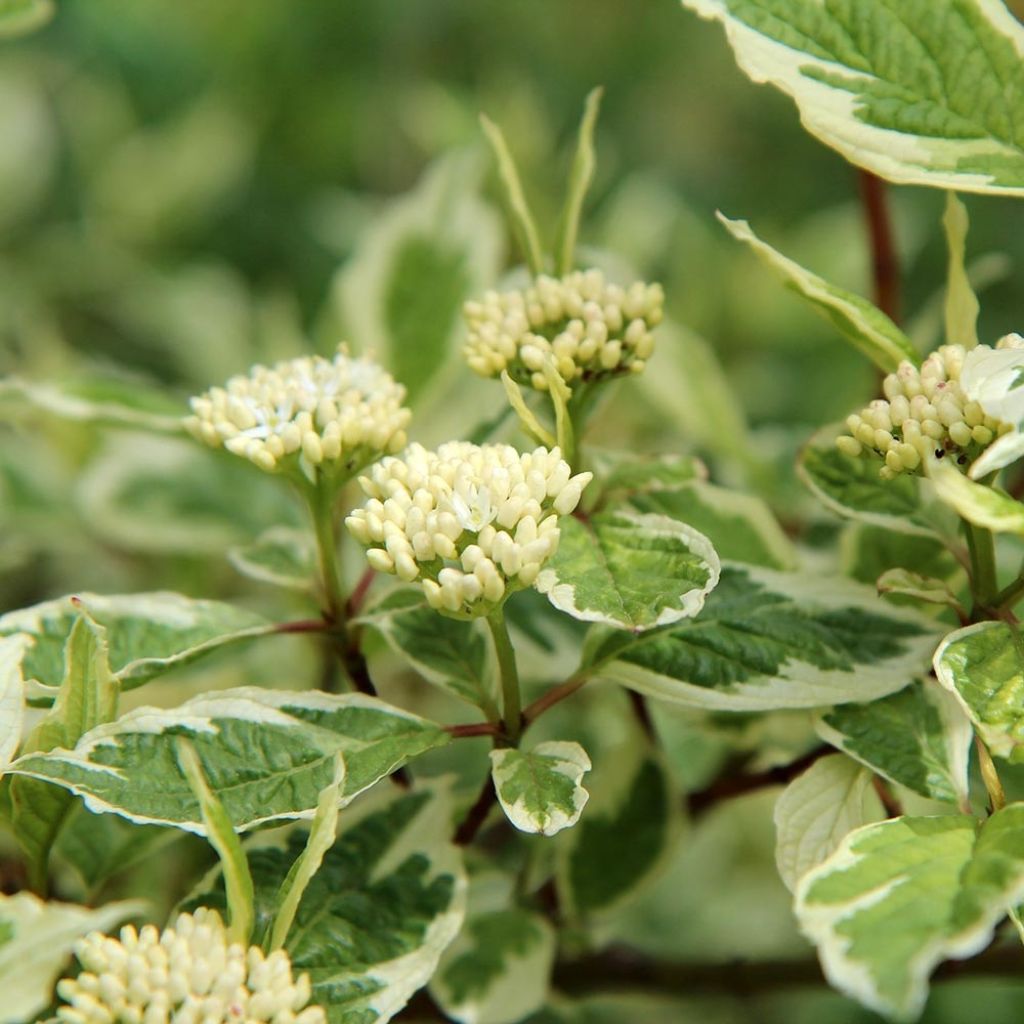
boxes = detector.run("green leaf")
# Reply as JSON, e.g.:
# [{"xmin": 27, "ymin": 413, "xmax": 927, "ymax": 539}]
[
  {"xmin": 537, "ymin": 510, "xmax": 720, "ymax": 632},
  {"xmin": 557, "ymin": 748, "xmax": 681, "ymax": 918},
  {"xmin": 228, "ymin": 526, "xmax": 316, "ymax": 591},
  {"xmin": 359, "ymin": 589, "xmax": 497, "ymax": 716},
  {"xmin": 629, "ymin": 480, "xmax": 796, "ymax": 570},
  {"xmin": 9, "ymin": 688, "xmax": 449, "ymax": 832},
  {"xmin": 176, "ymin": 737, "xmax": 255, "ymax": 945},
  {"xmin": 773, "ymin": 753, "xmax": 884, "ymax": 893},
  {"xmin": 53, "ymin": 806, "xmax": 174, "ymax": 896},
  {"xmin": 0, "ymin": 893, "xmax": 142, "ymax": 1024},
  {"xmin": 0, "ymin": 633, "xmax": 27, "ymax": 774},
  {"xmin": 718, "ymin": 215, "xmax": 917, "ymax": 372},
  {"xmin": 184, "ymin": 781, "xmax": 466, "ymax": 1024},
  {"xmin": 592, "ymin": 450, "xmax": 704, "ymax": 503},
  {"xmin": 934, "ymin": 620, "xmax": 1024, "ymax": 762},
  {"xmin": 431, "ymin": 907, "xmax": 555, "ymax": 1024},
  {"xmin": 796, "ymin": 805, "xmax": 1024, "ymax": 1020},
  {"xmin": 479, "ymin": 116, "xmax": 544, "ymax": 276},
  {"xmin": 926, "ymin": 455, "xmax": 1024, "ymax": 533},
  {"xmin": 876, "ymin": 569, "xmax": 966, "ymax": 617},
  {"xmin": 943, "ymin": 193, "xmax": 980, "ymax": 349},
  {"xmin": 815, "ymin": 682, "xmax": 973, "ymax": 805},
  {"xmin": 11, "ymin": 614, "xmax": 119, "ymax": 889},
  {"xmin": 490, "ymin": 741, "xmax": 591, "ymax": 837},
  {"xmin": 556, "ymin": 87, "xmax": 603, "ymax": 276},
  {"xmin": 799, "ymin": 425, "xmax": 952, "ymax": 538},
  {"xmin": 683, "ymin": 0, "xmax": 1024, "ymax": 195},
  {"xmin": 1, "ymin": 591, "xmax": 272, "ymax": 695},
  {"xmin": 333, "ymin": 152, "xmax": 502, "ymax": 407},
  {"xmin": 0, "ymin": 377, "xmax": 182, "ymax": 433},
  {"xmin": 0, "ymin": 0, "xmax": 53, "ymax": 38},
  {"xmin": 588, "ymin": 564, "xmax": 942, "ymax": 711}
]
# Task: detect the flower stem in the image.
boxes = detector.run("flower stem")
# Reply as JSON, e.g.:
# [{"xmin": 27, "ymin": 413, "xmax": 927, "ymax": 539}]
[
  {"xmin": 486, "ymin": 607, "xmax": 522, "ymax": 744},
  {"xmin": 306, "ymin": 478, "xmax": 346, "ymax": 626},
  {"xmin": 964, "ymin": 519, "xmax": 998, "ymax": 614}
]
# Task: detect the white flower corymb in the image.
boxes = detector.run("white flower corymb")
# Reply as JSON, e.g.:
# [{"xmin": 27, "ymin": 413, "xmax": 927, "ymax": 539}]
[
  {"xmin": 463, "ymin": 268, "xmax": 663, "ymax": 391},
  {"xmin": 836, "ymin": 340, "xmax": 1021, "ymax": 479},
  {"xmin": 346, "ymin": 442, "xmax": 592, "ymax": 617},
  {"xmin": 185, "ymin": 347, "xmax": 410, "ymax": 476},
  {"xmin": 56, "ymin": 908, "xmax": 325, "ymax": 1024}
]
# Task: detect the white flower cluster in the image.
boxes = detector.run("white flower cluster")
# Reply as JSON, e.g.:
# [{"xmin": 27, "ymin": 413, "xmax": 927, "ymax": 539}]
[
  {"xmin": 185, "ymin": 347, "xmax": 410, "ymax": 475},
  {"xmin": 56, "ymin": 908, "xmax": 325, "ymax": 1024},
  {"xmin": 836, "ymin": 340, "xmax": 1022, "ymax": 479},
  {"xmin": 346, "ymin": 442, "xmax": 591, "ymax": 616},
  {"xmin": 463, "ymin": 269, "xmax": 663, "ymax": 390}
]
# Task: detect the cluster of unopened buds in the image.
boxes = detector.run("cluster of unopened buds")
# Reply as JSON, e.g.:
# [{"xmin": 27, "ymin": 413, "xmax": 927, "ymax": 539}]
[
  {"xmin": 185, "ymin": 347, "xmax": 410, "ymax": 477},
  {"xmin": 463, "ymin": 268, "xmax": 663, "ymax": 391},
  {"xmin": 836, "ymin": 338, "xmax": 1024, "ymax": 479},
  {"xmin": 56, "ymin": 908, "xmax": 325, "ymax": 1024},
  {"xmin": 346, "ymin": 442, "xmax": 591, "ymax": 617}
]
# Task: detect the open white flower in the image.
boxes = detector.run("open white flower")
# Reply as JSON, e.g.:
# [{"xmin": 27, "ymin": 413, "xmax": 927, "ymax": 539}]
[
  {"xmin": 835, "ymin": 341, "xmax": 1019, "ymax": 480},
  {"xmin": 463, "ymin": 269, "xmax": 663, "ymax": 391},
  {"xmin": 56, "ymin": 908, "xmax": 325, "ymax": 1024},
  {"xmin": 346, "ymin": 442, "xmax": 592, "ymax": 617},
  {"xmin": 185, "ymin": 347, "xmax": 410, "ymax": 477}
]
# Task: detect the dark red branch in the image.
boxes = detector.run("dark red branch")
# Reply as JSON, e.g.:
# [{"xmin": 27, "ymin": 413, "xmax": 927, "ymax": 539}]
[{"xmin": 858, "ymin": 169, "xmax": 901, "ymax": 324}]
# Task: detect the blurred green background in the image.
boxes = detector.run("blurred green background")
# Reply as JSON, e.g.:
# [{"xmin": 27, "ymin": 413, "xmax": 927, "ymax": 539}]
[{"xmin": 3, "ymin": 2, "xmax": 1024, "ymax": 1021}]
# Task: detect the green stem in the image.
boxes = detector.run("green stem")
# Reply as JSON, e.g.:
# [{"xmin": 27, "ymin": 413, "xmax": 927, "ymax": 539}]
[
  {"xmin": 964, "ymin": 519, "xmax": 998, "ymax": 613},
  {"xmin": 306, "ymin": 478, "xmax": 346, "ymax": 625},
  {"xmin": 486, "ymin": 607, "xmax": 522, "ymax": 744},
  {"xmin": 995, "ymin": 571, "xmax": 1024, "ymax": 613}
]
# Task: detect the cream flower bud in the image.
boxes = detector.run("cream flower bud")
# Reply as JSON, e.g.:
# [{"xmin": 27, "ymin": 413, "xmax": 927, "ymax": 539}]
[
  {"xmin": 57, "ymin": 909, "xmax": 325, "ymax": 1024},
  {"xmin": 185, "ymin": 346, "xmax": 410, "ymax": 479},
  {"xmin": 347, "ymin": 442, "xmax": 592, "ymax": 618},
  {"xmin": 835, "ymin": 342, "xmax": 1017, "ymax": 479},
  {"xmin": 463, "ymin": 269, "xmax": 663, "ymax": 391}
]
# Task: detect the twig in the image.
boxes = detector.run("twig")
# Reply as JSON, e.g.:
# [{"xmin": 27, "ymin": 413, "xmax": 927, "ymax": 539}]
[
  {"xmin": 454, "ymin": 774, "xmax": 498, "ymax": 846},
  {"xmin": 872, "ymin": 775, "xmax": 903, "ymax": 818},
  {"xmin": 446, "ymin": 722, "xmax": 502, "ymax": 739},
  {"xmin": 858, "ymin": 170, "xmax": 900, "ymax": 324}
]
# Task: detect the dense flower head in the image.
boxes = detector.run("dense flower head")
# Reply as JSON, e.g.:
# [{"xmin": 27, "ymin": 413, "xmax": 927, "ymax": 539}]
[
  {"xmin": 346, "ymin": 442, "xmax": 592, "ymax": 616},
  {"xmin": 185, "ymin": 347, "xmax": 410, "ymax": 476},
  {"xmin": 835, "ymin": 337, "xmax": 1024, "ymax": 479},
  {"xmin": 56, "ymin": 908, "xmax": 325, "ymax": 1024},
  {"xmin": 463, "ymin": 269, "xmax": 663, "ymax": 391}
]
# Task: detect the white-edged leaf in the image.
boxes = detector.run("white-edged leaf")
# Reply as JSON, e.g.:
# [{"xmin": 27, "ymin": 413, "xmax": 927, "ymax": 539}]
[
  {"xmin": 926, "ymin": 454, "xmax": 1024, "ymax": 533},
  {"xmin": 11, "ymin": 614, "xmax": 118, "ymax": 888},
  {"xmin": 814, "ymin": 682, "xmax": 973, "ymax": 806},
  {"xmin": 489, "ymin": 741, "xmax": 591, "ymax": 837},
  {"xmin": 0, "ymin": 893, "xmax": 143, "ymax": 1024},
  {"xmin": 1, "ymin": 591, "xmax": 272, "ymax": 694},
  {"xmin": 431, "ymin": 907, "xmax": 555, "ymax": 1024},
  {"xmin": 773, "ymin": 753, "xmax": 884, "ymax": 893},
  {"xmin": 228, "ymin": 526, "xmax": 316, "ymax": 591},
  {"xmin": 934, "ymin": 620, "xmax": 1024, "ymax": 762},
  {"xmin": 537, "ymin": 510, "xmax": 720, "ymax": 632},
  {"xmin": 796, "ymin": 805, "xmax": 1024, "ymax": 1020},
  {"xmin": 184, "ymin": 780, "xmax": 467, "ymax": 1024},
  {"xmin": 8, "ymin": 688, "xmax": 449, "ymax": 833},
  {"xmin": 0, "ymin": 377, "xmax": 182, "ymax": 433},
  {"xmin": 0, "ymin": 633, "xmax": 27, "ymax": 773},
  {"xmin": 943, "ymin": 193, "xmax": 979, "ymax": 349},
  {"xmin": 799, "ymin": 424, "xmax": 953, "ymax": 538},
  {"xmin": 359, "ymin": 589, "xmax": 497, "ymax": 716},
  {"xmin": 629, "ymin": 480, "xmax": 796, "ymax": 570},
  {"xmin": 588, "ymin": 564, "xmax": 943, "ymax": 711},
  {"xmin": 718, "ymin": 214, "xmax": 917, "ymax": 372},
  {"xmin": 683, "ymin": 0, "xmax": 1024, "ymax": 196},
  {"xmin": 556, "ymin": 746, "xmax": 681, "ymax": 919},
  {"xmin": 592, "ymin": 450, "xmax": 705, "ymax": 502}
]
